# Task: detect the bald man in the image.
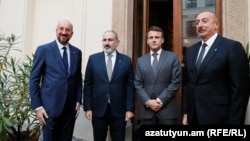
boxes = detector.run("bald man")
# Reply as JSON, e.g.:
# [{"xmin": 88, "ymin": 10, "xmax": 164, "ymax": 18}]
[{"xmin": 29, "ymin": 20, "xmax": 83, "ymax": 140}]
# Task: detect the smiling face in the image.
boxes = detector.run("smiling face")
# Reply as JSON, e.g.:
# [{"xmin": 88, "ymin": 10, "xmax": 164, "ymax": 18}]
[
  {"xmin": 195, "ymin": 11, "xmax": 219, "ymax": 42},
  {"xmin": 56, "ymin": 20, "xmax": 73, "ymax": 46}
]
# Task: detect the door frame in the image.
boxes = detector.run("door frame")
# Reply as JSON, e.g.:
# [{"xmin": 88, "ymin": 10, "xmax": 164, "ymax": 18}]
[
  {"xmin": 131, "ymin": 1, "xmax": 222, "ymax": 140},
  {"xmin": 133, "ymin": 0, "xmax": 222, "ymax": 64}
]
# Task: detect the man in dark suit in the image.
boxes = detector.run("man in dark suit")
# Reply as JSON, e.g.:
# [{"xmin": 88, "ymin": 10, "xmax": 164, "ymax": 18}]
[
  {"xmin": 134, "ymin": 26, "xmax": 181, "ymax": 125},
  {"xmin": 29, "ymin": 20, "xmax": 83, "ymax": 140},
  {"xmin": 83, "ymin": 30, "xmax": 134, "ymax": 141},
  {"xmin": 182, "ymin": 10, "xmax": 249, "ymax": 125}
]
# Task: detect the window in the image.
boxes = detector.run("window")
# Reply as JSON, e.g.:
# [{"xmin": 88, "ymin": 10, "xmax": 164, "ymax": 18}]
[
  {"xmin": 186, "ymin": 21, "xmax": 196, "ymax": 37},
  {"xmin": 186, "ymin": 0, "xmax": 197, "ymax": 8},
  {"xmin": 206, "ymin": 0, "xmax": 215, "ymax": 7}
]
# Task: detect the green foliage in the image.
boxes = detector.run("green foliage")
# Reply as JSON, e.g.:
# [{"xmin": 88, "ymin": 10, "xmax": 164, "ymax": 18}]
[{"xmin": 0, "ymin": 34, "xmax": 40, "ymax": 141}]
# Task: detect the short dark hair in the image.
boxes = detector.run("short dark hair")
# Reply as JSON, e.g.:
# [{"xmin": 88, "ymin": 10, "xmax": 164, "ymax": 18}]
[{"xmin": 148, "ymin": 26, "xmax": 164, "ymax": 37}]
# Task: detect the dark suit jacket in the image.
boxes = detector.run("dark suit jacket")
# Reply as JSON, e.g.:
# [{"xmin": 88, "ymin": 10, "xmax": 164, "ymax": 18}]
[
  {"xmin": 83, "ymin": 51, "xmax": 134, "ymax": 118},
  {"xmin": 134, "ymin": 50, "xmax": 181, "ymax": 120},
  {"xmin": 29, "ymin": 40, "xmax": 83, "ymax": 117},
  {"xmin": 182, "ymin": 35, "xmax": 250, "ymax": 124}
]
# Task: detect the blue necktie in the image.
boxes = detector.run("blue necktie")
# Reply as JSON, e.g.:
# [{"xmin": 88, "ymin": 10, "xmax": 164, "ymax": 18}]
[
  {"xmin": 196, "ymin": 43, "xmax": 207, "ymax": 71},
  {"xmin": 62, "ymin": 47, "xmax": 68, "ymax": 74}
]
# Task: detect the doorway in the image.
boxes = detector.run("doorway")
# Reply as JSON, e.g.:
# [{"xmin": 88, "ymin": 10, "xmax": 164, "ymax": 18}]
[
  {"xmin": 132, "ymin": 0, "xmax": 220, "ymax": 140},
  {"xmin": 148, "ymin": 0, "xmax": 173, "ymax": 51},
  {"xmin": 132, "ymin": 1, "xmax": 176, "ymax": 141},
  {"xmin": 133, "ymin": 0, "xmax": 174, "ymax": 61}
]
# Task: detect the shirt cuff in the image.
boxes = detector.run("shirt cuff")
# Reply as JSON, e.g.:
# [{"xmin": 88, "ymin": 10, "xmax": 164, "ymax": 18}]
[
  {"xmin": 35, "ymin": 106, "xmax": 44, "ymax": 111},
  {"xmin": 156, "ymin": 98, "xmax": 163, "ymax": 105},
  {"xmin": 145, "ymin": 100, "xmax": 149, "ymax": 108}
]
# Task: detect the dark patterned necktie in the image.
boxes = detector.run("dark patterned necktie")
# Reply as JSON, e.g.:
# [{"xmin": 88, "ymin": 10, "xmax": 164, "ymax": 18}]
[
  {"xmin": 196, "ymin": 43, "xmax": 207, "ymax": 71},
  {"xmin": 152, "ymin": 52, "xmax": 158, "ymax": 76},
  {"xmin": 62, "ymin": 47, "xmax": 68, "ymax": 74}
]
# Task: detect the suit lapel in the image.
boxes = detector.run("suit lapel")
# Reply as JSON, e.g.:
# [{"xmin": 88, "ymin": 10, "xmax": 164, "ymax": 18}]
[
  {"xmin": 50, "ymin": 41, "xmax": 68, "ymax": 75},
  {"xmin": 186, "ymin": 41, "xmax": 201, "ymax": 80},
  {"xmin": 69, "ymin": 45, "xmax": 77, "ymax": 76},
  {"xmin": 111, "ymin": 52, "xmax": 122, "ymax": 81},
  {"xmin": 196, "ymin": 36, "xmax": 222, "ymax": 77},
  {"xmin": 189, "ymin": 42, "xmax": 202, "ymax": 80},
  {"xmin": 156, "ymin": 51, "xmax": 168, "ymax": 78},
  {"xmin": 145, "ymin": 53, "xmax": 155, "ymax": 79},
  {"xmin": 97, "ymin": 52, "xmax": 109, "ymax": 81}
]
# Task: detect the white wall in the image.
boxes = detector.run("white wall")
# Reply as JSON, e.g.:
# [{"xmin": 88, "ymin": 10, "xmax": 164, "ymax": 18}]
[
  {"xmin": 0, "ymin": 0, "xmax": 113, "ymax": 72},
  {"xmin": 32, "ymin": 0, "xmax": 113, "ymax": 71},
  {"xmin": 0, "ymin": 0, "xmax": 113, "ymax": 140},
  {"xmin": 0, "ymin": 0, "xmax": 28, "ymax": 58}
]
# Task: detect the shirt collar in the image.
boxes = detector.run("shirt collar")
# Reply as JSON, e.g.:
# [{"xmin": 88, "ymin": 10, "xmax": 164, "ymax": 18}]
[
  {"xmin": 56, "ymin": 39, "xmax": 69, "ymax": 49},
  {"xmin": 105, "ymin": 51, "xmax": 117, "ymax": 57},
  {"xmin": 202, "ymin": 33, "xmax": 218, "ymax": 47},
  {"xmin": 150, "ymin": 48, "xmax": 162, "ymax": 56}
]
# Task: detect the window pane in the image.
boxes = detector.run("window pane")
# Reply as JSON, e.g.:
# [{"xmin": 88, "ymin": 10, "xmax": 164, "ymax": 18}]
[
  {"xmin": 186, "ymin": 21, "xmax": 197, "ymax": 37},
  {"xmin": 186, "ymin": 0, "xmax": 197, "ymax": 9},
  {"xmin": 182, "ymin": 0, "xmax": 215, "ymax": 63},
  {"xmin": 206, "ymin": 0, "xmax": 215, "ymax": 7}
]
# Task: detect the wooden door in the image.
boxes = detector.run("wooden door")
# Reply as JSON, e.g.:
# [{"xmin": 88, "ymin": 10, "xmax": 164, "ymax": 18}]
[{"xmin": 132, "ymin": 0, "xmax": 221, "ymax": 140}]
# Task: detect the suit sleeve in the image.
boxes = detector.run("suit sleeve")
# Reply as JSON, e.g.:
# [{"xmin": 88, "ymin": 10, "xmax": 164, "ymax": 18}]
[
  {"xmin": 134, "ymin": 58, "xmax": 151, "ymax": 105},
  {"xmin": 29, "ymin": 46, "xmax": 45, "ymax": 109},
  {"xmin": 181, "ymin": 49, "xmax": 189, "ymax": 114},
  {"xmin": 227, "ymin": 41, "xmax": 250, "ymax": 124},
  {"xmin": 126, "ymin": 59, "xmax": 135, "ymax": 112},
  {"xmin": 76, "ymin": 50, "xmax": 83, "ymax": 104},
  {"xmin": 83, "ymin": 56, "xmax": 93, "ymax": 111}
]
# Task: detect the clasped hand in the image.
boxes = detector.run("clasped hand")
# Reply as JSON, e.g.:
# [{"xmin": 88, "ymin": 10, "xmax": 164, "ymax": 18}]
[{"xmin": 147, "ymin": 99, "xmax": 163, "ymax": 112}]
